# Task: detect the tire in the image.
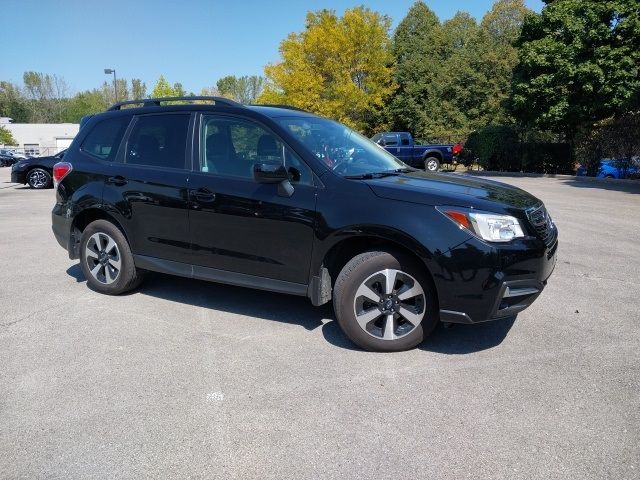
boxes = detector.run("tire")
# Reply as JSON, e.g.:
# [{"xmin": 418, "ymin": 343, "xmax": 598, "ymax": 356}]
[
  {"xmin": 79, "ymin": 219, "xmax": 143, "ymax": 295},
  {"xmin": 27, "ymin": 168, "xmax": 52, "ymax": 189},
  {"xmin": 333, "ymin": 250, "xmax": 438, "ymax": 352},
  {"xmin": 424, "ymin": 157, "xmax": 440, "ymax": 172}
]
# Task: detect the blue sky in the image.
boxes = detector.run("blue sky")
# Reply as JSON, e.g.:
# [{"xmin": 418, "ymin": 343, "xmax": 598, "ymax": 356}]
[{"xmin": 1, "ymin": 0, "xmax": 544, "ymax": 95}]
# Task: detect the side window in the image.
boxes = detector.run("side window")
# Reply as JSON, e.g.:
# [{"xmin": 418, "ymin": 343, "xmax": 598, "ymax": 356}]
[
  {"xmin": 200, "ymin": 115, "xmax": 313, "ymax": 185},
  {"xmin": 382, "ymin": 133, "xmax": 398, "ymax": 146},
  {"xmin": 126, "ymin": 114, "xmax": 190, "ymax": 169},
  {"xmin": 399, "ymin": 133, "xmax": 411, "ymax": 146},
  {"xmin": 80, "ymin": 116, "xmax": 130, "ymax": 161}
]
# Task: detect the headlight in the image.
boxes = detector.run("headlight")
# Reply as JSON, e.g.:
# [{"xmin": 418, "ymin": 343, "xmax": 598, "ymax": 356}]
[{"xmin": 438, "ymin": 207, "xmax": 525, "ymax": 242}]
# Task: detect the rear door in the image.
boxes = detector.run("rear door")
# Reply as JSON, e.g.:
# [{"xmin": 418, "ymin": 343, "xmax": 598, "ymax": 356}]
[
  {"xmin": 397, "ymin": 133, "xmax": 413, "ymax": 164},
  {"xmin": 381, "ymin": 132, "xmax": 400, "ymax": 158},
  {"xmin": 102, "ymin": 112, "xmax": 193, "ymax": 264}
]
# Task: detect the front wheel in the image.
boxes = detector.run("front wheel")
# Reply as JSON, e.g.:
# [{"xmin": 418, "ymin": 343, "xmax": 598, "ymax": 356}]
[
  {"xmin": 27, "ymin": 168, "xmax": 52, "ymax": 189},
  {"xmin": 333, "ymin": 251, "xmax": 438, "ymax": 352},
  {"xmin": 424, "ymin": 157, "xmax": 440, "ymax": 172},
  {"xmin": 79, "ymin": 220, "xmax": 143, "ymax": 295}
]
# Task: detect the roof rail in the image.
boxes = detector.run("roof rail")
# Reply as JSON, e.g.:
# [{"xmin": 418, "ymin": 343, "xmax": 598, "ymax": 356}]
[
  {"xmin": 251, "ymin": 103, "xmax": 309, "ymax": 113},
  {"xmin": 107, "ymin": 96, "xmax": 243, "ymax": 111}
]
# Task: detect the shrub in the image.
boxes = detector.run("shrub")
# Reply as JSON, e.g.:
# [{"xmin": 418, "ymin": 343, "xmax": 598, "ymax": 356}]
[
  {"xmin": 576, "ymin": 113, "xmax": 640, "ymax": 176},
  {"xmin": 460, "ymin": 125, "xmax": 572, "ymax": 173}
]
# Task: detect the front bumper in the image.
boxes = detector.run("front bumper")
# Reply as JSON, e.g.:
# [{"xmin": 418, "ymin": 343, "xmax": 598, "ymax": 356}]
[
  {"xmin": 11, "ymin": 170, "xmax": 26, "ymax": 184},
  {"xmin": 435, "ymin": 235, "xmax": 558, "ymax": 324}
]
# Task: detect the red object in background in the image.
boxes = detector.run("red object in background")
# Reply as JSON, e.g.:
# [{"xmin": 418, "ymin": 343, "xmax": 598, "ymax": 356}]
[{"xmin": 452, "ymin": 143, "xmax": 463, "ymax": 156}]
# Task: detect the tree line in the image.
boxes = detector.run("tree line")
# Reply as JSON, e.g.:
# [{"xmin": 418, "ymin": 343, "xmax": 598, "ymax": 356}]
[
  {"xmin": 0, "ymin": 72, "xmax": 265, "ymax": 125},
  {"xmin": 1, "ymin": 0, "xmax": 638, "ymax": 173},
  {"xmin": 258, "ymin": 0, "xmax": 639, "ymax": 173}
]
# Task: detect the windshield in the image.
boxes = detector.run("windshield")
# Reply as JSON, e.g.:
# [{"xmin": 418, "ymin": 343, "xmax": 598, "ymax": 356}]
[{"xmin": 276, "ymin": 116, "xmax": 407, "ymax": 177}]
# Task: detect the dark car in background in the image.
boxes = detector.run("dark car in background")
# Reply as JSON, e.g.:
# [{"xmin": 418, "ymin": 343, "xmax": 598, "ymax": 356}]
[
  {"xmin": 0, "ymin": 153, "xmax": 17, "ymax": 167},
  {"xmin": 371, "ymin": 131, "xmax": 462, "ymax": 172},
  {"xmin": 0, "ymin": 148, "xmax": 28, "ymax": 166},
  {"xmin": 11, "ymin": 150, "xmax": 66, "ymax": 189},
  {"xmin": 51, "ymin": 96, "xmax": 556, "ymax": 352}
]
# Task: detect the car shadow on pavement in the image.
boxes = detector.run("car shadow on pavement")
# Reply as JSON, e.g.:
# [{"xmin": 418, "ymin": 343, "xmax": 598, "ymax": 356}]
[
  {"xmin": 419, "ymin": 317, "xmax": 516, "ymax": 354},
  {"xmin": 561, "ymin": 178, "xmax": 640, "ymax": 194},
  {"xmin": 321, "ymin": 318, "xmax": 516, "ymax": 354},
  {"xmin": 68, "ymin": 266, "xmax": 329, "ymax": 331},
  {"xmin": 66, "ymin": 265, "xmax": 516, "ymax": 354}
]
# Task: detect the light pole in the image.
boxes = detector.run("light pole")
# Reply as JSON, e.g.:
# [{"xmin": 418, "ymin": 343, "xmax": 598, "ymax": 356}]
[{"xmin": 104, "ymin": 68, "xmax": 117, "ymax": 102}]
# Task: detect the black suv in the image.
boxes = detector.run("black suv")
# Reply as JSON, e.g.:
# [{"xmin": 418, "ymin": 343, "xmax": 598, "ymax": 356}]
[{"xmin": 51, "ymin": 97, "xmax": 557, "ymax": 352}]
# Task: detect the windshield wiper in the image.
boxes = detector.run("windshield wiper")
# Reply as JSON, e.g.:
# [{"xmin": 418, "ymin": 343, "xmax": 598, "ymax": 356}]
[{"xmin": 344, "ymin": 168, "xmax": 414, "ymax": 179}]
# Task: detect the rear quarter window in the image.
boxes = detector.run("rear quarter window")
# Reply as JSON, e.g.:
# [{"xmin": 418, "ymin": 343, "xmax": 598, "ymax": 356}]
[{"xmin": 80, "ymin": 116, "xmax": 130, "ymax": 161}]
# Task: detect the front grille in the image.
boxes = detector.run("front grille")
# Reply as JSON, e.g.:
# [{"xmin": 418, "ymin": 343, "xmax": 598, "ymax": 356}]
[{"xmin": 525, "ymin": 204, "xmax": 556, "ymax": 247}]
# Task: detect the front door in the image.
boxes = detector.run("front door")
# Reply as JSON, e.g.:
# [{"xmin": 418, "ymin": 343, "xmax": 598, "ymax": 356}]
[{"xmin": 187, "ymin": 114, "xmax": 317, "ymax": 285}]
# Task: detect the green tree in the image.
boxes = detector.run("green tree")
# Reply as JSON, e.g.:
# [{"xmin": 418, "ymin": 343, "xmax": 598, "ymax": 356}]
[
  {"xmin": 258, "ymin": 7, "xmax": 396, "ymax": 132},
  {"xmin": 216, "ymin": 75, "xmax": 264, "ymax": 104},
  {"xmin": 390, "ymin": 0, "xmax": 529, "ymax": 141},
  {"xmin": 473, "ymin": 0, "xmax": 529, "ymax": 126},
  {"xmin": 173, "ymin": 82, "xmax": 186, "ymax": 97},
  {"xmin": 62, "ymin": 89, "xmax": 107, "ymax": 123},
  {"xmin": 0, "ymin": 81, "xmax": 29, "ymax": 122},
  {"xmin": 511, "ymin": 0, "xmax": 640, "ymax": 138},
  {"xmin": 432, "ymin": 12, "xmax": 483, "ymax": 139},
  {"xmin": 22, "ymin": 71, "xmax": 69, "ymax": 122},
  {"xmin": 151, "ymin": 75, "xmax": 180, "ymax": 98},
  {"xmin": 389, "ymin": 1, "xmax": 443, "ymax": 138},
  {"xmin": 0, "ymin": 125, "xmax": 16, "ymax": 145},
  {"xmin": 131, "ymin": 79, "xmax": 147, "ymax": 100}
]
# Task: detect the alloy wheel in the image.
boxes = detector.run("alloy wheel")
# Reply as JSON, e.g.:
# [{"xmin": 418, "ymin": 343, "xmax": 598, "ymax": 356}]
[
  {"xmin": 85, "ymin": 232, "xmax": 121, "ymax": 284},
  {"xmin": 425, "ymin": 159, "xmax": 438, "ymax": 172},
  {"xmin": 352, "ymin": 268, "xmax": 426, "ymax": 340},
  {"xmin": 28, "ymin": 170, "xmax": 48, "ymax": 188}
]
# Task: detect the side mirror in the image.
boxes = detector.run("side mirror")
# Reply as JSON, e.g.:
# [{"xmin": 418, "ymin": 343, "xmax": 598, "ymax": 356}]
[
  {"xmin": 377, "ymin": 139, "xmax": 386, "ymax": 147},
  {"xmin": 254, "ymin": 162, "xmax": 289, "ymax": 184}
]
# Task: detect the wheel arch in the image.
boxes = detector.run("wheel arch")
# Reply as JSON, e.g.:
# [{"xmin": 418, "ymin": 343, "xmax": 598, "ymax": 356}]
[
  {"xmin": 69, "ymin": 208, "xmax": 131, "ymax": 259},
  {"xmin": 311, "ymin": 227, "xmax": 439, "ymax": 309},
  {"xmin": 422, "ymin": 150, "xmax": 443, "ymax": 161}
]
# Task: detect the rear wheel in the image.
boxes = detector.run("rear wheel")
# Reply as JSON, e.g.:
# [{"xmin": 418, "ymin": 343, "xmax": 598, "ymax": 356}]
[
  {"xmin": 424, "ymin": 157, "xmax": 440, "ymax": 172},
  {"xmin": 333, "ymin": 251, "xmax": 438, "ymax": 352},
  {"xmin": 79, "ymin": 220, "xmax": 143, "ymax": 295},
  {"xmin": 27, "ymin": 168, "xmax": 52, "ymax": 189}
]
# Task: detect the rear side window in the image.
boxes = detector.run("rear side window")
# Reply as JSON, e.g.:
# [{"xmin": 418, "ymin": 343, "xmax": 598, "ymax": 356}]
[
  {"xmin": 126, "ymin": 114, "xmax": 190, "ymax": 169},
  {"xmin": 382, "ymin": 133, "xmax": 398, "ymax": 146},
  {"xmin": 399, "ymin": 133, "xmax": 411, "ymax": 146},
  {"xmin": 80, "ymin": 116, "xmax": 130, "ymax": 161}
]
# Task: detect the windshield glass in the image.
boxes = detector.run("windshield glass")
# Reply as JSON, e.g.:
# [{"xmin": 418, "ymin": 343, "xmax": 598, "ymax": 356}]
[{"xmin": 276, "ymin": 116, "xmax": 407, "ymax": 177}]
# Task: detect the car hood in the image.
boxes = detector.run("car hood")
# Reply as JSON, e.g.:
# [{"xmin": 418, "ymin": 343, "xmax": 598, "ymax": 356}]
[{"xmin": 365, "ymin": 171, "xmax": 541, "ymax": 212}]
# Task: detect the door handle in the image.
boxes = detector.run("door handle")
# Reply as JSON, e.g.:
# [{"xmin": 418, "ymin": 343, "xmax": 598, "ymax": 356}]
[
  {"xmin": 192, "ymin": 187, "xmax": 216, "ymax": 203},
  {"xmin": 107, "ymin": 175, "xmax": 127, "ymax": 186}
]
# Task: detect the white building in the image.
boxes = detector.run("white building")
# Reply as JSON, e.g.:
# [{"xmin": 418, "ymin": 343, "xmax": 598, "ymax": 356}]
[{"xmin": 1, "ymin": 123, "xmax": 79, "ymax": 156}]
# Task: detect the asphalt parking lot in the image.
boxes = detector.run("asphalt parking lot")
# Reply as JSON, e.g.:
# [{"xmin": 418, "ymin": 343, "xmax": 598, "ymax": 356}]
[{"xmin": 1, "ymin": 167, "xmax": 639, "ymax": 479}]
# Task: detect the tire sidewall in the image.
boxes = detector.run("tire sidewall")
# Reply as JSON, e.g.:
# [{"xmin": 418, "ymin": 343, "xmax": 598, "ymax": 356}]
[
  {"xmin": 79, "ymin": 220, "xmax": 136, "ymax": 295},
  {"xmin": 425, "ymin": 157, "xmax": 440, "ymax": 172},
  {"xmin": 334, "ymin": 251, "xmax": 438, "ymax": 352}
]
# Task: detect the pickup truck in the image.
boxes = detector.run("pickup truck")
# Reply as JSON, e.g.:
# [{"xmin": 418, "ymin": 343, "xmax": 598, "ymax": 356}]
[{"xmin": 371, "ymin": 132, "xmax": 462, "ymax": 172}]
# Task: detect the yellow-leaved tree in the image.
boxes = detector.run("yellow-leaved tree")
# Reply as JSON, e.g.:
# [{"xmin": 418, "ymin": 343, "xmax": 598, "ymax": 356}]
[{"xmin": 258, "ymin": 7, "xmax": 396, "ymax": 133}]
